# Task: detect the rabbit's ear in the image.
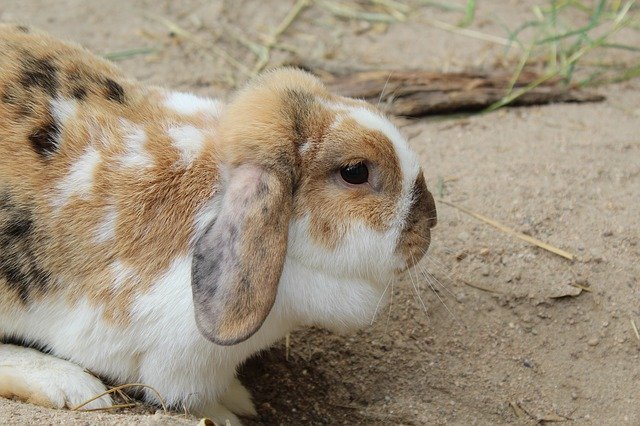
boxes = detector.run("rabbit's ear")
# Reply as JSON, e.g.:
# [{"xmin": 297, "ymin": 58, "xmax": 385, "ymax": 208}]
[{"xmin": 191, "ymin": 164, "xmax": 291, "ymax": 345}]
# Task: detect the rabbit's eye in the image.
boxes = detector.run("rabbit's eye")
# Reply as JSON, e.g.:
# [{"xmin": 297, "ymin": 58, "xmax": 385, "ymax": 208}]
[{"xmin": 340, "ymin": 162, "xmax": 369, "ymax": 185}]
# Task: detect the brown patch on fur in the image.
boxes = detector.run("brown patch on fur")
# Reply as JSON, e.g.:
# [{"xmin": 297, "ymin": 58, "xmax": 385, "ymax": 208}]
[
  {"xmin": 27, "ymin": 116, "xmax": 60, "ymax": 157},
  {"xmin": 20, "ymin": 55, "xmax": 59, "ymax": 97},
  {"xmin": 103, "ymin": 78, "xmax": 125, "ymax": 104},
  {"xmin": 0, "ymin": 25, "xmax": 220, "ymax": 321},
  {"xmin": 396, "ymin": 172, "xmax": 437, "ymax": 267},
  {"xmin": 0, "ymin": 190, "xmax": 51, "ymax": 303}
]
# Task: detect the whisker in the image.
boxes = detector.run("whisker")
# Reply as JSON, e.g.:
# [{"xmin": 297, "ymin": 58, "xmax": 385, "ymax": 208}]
[
  {"xmin": 423, "ymin": 254, "xmax": 466, "ymax": 285},
  {"xmin": 407, "ymin": 255, "xmax": 429, "ymax": 318},
  {"xmin": 415, "ymin": 261, "xmax": 456, "ymax": 298},
  {"xmin": 385, "ymin": 278, "xmax": 395, "ymax": 333},
  {"xmin": 414, "ymin": 256, "xmax": 463, "ymax": 327},
  {"xmin": 377, "ymin": 72, "xmax": 393, "ymax": 106},
  {"xmin": 370, "ymin": 277, "xmax": 392, "ymax": 325}
]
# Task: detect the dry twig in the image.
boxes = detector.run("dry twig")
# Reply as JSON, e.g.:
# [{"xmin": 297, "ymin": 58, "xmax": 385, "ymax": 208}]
[
  {"xmin": 252, "ymin": 0, "xmax": 311, "ymax": 75},
  {"xmin": 72, "ymin": 383, "xmax": 168, "ymax": 413},
  {"xmin": 437, "ymin": 199, "xmax": 575, "ymax": 260}
]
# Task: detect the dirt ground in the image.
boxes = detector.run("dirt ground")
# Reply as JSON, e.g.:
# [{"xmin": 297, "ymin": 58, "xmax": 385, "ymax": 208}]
[{"xmin": 1, "ymin": 1, "xmax": 639, "ymax": 424}]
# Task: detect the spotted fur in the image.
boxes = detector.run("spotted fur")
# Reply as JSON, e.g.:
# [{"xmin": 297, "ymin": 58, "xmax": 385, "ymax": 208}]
[{"xmin": 0, "ymin": 25, "xmax": 436, "ymax": 424}]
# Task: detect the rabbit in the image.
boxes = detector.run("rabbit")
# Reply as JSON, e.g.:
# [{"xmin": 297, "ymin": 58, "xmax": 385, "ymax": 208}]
[{"xmin": 0, "ymin": 24, "xmax": 437, "ymax": 424}]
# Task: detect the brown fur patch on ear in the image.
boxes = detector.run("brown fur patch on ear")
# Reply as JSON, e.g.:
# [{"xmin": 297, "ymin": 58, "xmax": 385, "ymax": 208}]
[
  {"xmin": 192, "ymin": 165, "xmax": 291, "ymax": 345},
  {"xmin": 217, "ymin": 68, "xmax": 328, "ymax": 169}
]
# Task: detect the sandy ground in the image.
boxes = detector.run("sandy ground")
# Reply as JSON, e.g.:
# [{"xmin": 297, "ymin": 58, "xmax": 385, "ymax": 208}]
[{"xmin": 1, "ymin": 1, "xmax": 639, "ymax": 424}]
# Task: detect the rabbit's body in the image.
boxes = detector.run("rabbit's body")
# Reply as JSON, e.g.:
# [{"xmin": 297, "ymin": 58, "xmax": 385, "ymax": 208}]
[{"xmin": 0, "ymin": 25, "xmax": 437, "ymax": 423}]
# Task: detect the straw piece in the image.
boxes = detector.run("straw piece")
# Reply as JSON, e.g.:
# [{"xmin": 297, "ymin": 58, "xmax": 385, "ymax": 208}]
[
  {"xmin": 318, "ymin": 0, "xmax": 399, "ymax": 23},
  {"xmin": 631, "ymin": 319, "xmax": 640, "ymax": 341},
  {"xmin": 76, "ymin": 403, "xmax": 138, "ymax": 412},
  {"xmin": 147, "ymin": 14, "xmax": 252, "ymax": 79},
  {"xmin": 421, "ymin": 17, "xmax": 513, "ymax": 46},
  {"xmin": 72, "ymin": 383, "xmax": 168, "ymax": 412},
  {"xmin": 437, "ymin": 199, "xmax": 574, "ymax": 260},
  {"xmin": 252, "ymin": 0, "xmax": 311, "ymax": 75},
  {"xmin": 510, "ymin": 401, "xmax": 528, "ymax": 419},
  {"xmin": 103, "ymin": 47, "xmax": 156, "ymax": 61},
  {"xmin": 460, "ymin": 278, "xmax": 503, "ymax": 294}
]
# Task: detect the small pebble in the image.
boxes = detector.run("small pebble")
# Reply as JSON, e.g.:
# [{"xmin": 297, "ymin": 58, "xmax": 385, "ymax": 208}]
[
  {"xmin": 523, "ymin": 359, "xmax": 534, "ymax": 368},
  {"xmin": 481, "ymin": 266, "xmax": 490, "ymax": 277},
  {"xmin": 587, "ymin": 338, "xmax": 600, "ymax": 347}
]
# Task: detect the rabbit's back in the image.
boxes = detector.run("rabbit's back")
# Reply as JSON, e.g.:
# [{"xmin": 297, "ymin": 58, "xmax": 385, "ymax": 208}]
[{"xmin": 0, "ymin": 24, "xmax": 222, "ymax": 322}]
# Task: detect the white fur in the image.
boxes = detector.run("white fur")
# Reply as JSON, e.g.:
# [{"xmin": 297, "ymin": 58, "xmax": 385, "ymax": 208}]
[
  {"xmin": 168, "ymin": 124, "xmax": 205, "ymax": 166},
  {"xmin": 119, "ymin": 119, "xmax": 153, "ymax": 168},
  {"xmin": 218, "ymin": 378, "xmax": 257, "ymax": 417},
  {"xmin": 53, "ymin": 146, "xmax": 100, "ymax": 209},
  {"xmin": 0, "ymin": 344, "xmax": 112, "ymax": 410},
  {"xmin": 164, "ymin": 91, "xmax": 223, "ymax": 117},
  {"xmin": 95, "ymin": 203, "xmax": 118, "ymax": 243},
  {"xmin": 50, "ymin": 98, "xmax": 78, "ymax": 125}
]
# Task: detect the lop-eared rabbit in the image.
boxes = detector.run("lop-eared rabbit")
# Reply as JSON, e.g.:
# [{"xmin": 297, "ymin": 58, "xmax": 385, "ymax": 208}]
[{"xmin": 0, "ymin": 24, "xmax": 436, "ymax": 424}]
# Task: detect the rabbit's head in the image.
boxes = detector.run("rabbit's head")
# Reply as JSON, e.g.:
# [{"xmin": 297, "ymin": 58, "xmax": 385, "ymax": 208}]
[{"xmin": 192, "ymin": 68, "xmax": 437, "ymax": 345}]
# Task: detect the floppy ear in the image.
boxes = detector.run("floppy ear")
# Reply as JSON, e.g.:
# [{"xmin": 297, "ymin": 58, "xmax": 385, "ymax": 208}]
[{"xmin": 191, "ymin": 164, "xmax": 292, "ymax": 345}]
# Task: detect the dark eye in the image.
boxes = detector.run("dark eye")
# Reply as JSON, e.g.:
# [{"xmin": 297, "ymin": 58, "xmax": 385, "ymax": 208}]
[{"xmin": 340, "ymin": 162, "xmax": 369, "ymax": 185}]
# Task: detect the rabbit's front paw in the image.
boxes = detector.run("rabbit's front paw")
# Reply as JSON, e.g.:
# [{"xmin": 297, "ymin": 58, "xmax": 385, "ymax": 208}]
[
  {"xmin": 219, "ymin": 377, "xmax": 257, "ymax": 417},
  {"xmin": 0, "ymin": 344, "xmax": 112, "ymax": 410}
]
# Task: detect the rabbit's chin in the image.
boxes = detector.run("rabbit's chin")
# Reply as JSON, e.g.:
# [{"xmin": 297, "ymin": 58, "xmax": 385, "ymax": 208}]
[
  {"xmin": 275, "ymin": 217, "xmax": 402, "ymax": 332},
  {"xmin": 273, "ymin": 256, "xmax": 394, "ymax": 335}
]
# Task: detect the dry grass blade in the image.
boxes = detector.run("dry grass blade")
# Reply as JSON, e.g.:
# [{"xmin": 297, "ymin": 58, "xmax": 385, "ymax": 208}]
[
  {"xmin": 252, "ymin": 0, "xmax": 311, "ymax": 75},
  {"xmin": 318, "ymin": 0, "xmax": 399, "ymax": 23},
  {"xmin": 510, "ymin": 401, "xmax": 528, "ymax": 419},
  {"xmin": 71, "ymin": 383, "xmax": 168, "ymax": 412},
  {"xmin": 76, "ymin": 403, "xmax": 138, "ymax": 413},
  {"xmin": 437, "ymin": 199, "xmax": 575, "ymax": 260},
  {"xmin": 147, "ymin": 14, "xmax": 252, "ymax": 79},
  {"xmin": 460, "ymin": 278, "xmax": 503, "ymax": 294},
  {"xmin": 372, "ymin": 0, "xmax": 410, "ymax": 14},
  {"xmin": 631, "ymin": 319, "xmax": 640, "ymax": 341},
  {"xmin": 103, "ymin": 47, "xmax": 156, "ymax": 61},
  {"xmin": 569, "ymin": 283, "xmax": 592, "ymax": 292},
  {"xmin": 420, "ymin": 17, "xmax": 514, "ymax": 46}
]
